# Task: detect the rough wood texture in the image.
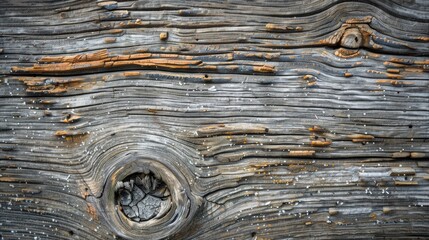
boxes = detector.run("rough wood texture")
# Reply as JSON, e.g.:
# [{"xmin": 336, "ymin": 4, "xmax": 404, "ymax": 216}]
[{"xmin": 1, "ymin": 0, "xmax": 428, "ymax": 239}]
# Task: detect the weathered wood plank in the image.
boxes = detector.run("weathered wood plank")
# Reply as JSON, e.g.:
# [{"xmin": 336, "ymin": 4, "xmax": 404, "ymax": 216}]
[{"xmin": 0, "ymin": 0, "xmax": 428, "ymax": 239}]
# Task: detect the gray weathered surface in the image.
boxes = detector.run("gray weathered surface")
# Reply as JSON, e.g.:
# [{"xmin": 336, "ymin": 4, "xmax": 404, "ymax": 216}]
[{"xmin": 0, "ymin": 0, "xmax": 428, "ymax": 239}]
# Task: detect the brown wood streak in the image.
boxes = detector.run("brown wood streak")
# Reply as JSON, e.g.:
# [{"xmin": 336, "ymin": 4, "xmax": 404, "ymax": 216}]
[
  {"xmin": 0, "ymin": 0, "xmax": 428, "ymax": 239},
  {"xmin": 11, "ymin": 53, "xmax": 200, "ymax": 73},
  {"xmin": 11, "ymin": 51, "xmax": 276, "ymax": 75}
]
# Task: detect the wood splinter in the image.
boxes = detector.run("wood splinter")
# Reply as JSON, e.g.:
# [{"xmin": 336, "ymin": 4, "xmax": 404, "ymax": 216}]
[
  {"xmin": 160, "ymin": 32, "xmax": 169, "ymax": 41},
  {"xmin": 288, "ymin": 150, "xmax": 315, "ymax": 157},
  {"xmin": 310, "ymin": 140, "xmax": 332, "ymax": 147}
]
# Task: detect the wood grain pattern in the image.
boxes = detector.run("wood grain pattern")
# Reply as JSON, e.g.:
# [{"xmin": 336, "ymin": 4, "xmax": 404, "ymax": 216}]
[{"xmin": 0, "ymin": 0, "xmax": 428, "ymax": 239}]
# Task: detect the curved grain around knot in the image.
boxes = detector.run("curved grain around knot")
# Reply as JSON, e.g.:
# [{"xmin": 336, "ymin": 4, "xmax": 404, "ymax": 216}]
[
  {"xmin": 83, "ymin": 132, "xmax": 203, "ymax": 239},
  {"xmin": 95, "ymin": 159, "xmax": 200, "ymax": 239},
  {"xmin": 80, "ymin": 134, "xmax": 202, "ymax": 239}
]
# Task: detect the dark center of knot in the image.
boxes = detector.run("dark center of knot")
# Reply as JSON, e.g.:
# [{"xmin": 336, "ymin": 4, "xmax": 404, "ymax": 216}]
[{"xmin": 115, "ymin": 172, "xmax": 171, "ymax": 222}]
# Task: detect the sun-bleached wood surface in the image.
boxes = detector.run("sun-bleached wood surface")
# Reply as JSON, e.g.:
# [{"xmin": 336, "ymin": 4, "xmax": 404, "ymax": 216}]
[{"xmin": 0, "ymin": 0, "xmax": 428, "ymax": 239}]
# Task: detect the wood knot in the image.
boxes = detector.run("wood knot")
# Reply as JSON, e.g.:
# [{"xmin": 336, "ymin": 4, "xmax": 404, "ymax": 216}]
[
  {"xmin": 340, "ymin": 28, "xmax": 362, "ymax": 49},
  {"xmin": 115, "ymin": 172, "xmax": 170, "ymax": 222},
  {"xmin": 96, "ymin": 158, "xmax": 202, "ymax": 239}
]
